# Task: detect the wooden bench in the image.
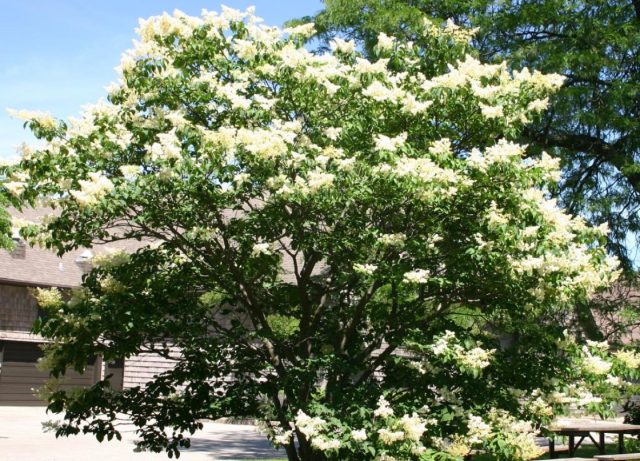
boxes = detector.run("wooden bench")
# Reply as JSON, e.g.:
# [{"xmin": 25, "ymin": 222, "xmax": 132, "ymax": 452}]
[
  {"xmin": 540, "ymin": 444, "xmax": 570, "ymax": 457},
  {"xmin": 464, "ymin": 446, "xmax": 570, "ymax": 460},
  {"xmin": 554, "ymin": 458, "xmax": 594, "ymax": 461},
  {"xmin": 555, "ymin": 458, "xmax": 596, "ymax": 461},
  {"xmin": 594, "ymin": 454, "xmax": 640, "ymax": 461}
]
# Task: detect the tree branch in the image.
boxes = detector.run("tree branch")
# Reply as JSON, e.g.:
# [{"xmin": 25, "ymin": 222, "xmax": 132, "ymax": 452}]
[{"xmin": 524, "ymin": 129, "xmax": 639, "ymax": 192}]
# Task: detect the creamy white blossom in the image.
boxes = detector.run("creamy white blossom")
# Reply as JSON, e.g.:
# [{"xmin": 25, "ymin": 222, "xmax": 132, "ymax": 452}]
[
  {"xmin": 403, "ymin": 269, "xmax": 430, "ymax": 284},
  {"xmin": 284, "ymin": 23, "xmax": 316, "ymax": 38},
  {"xmin": 374, "ymin": 133, "xmax": 407, "ymax": 152},
  {"xmin": 70, "ymin": 172, "xmax": 114, "ymax": 207},
  {"xmin": 252, "ymin": 242, "xmax": 272, "ymax": 256},
  {"xmin": 374, "ymin": 395, "xmax": 394, "ymax": 418},
  {"xmin": 330, "ymin": 38, "xmax": 356, "ymax": 54},
  {"xmin": 376, "ymin": 32, "xmax": 395, "ymax": 51},
  {"xmin": 354, "ymin": 263, "xmax": 378, "ymax": 275},
  {"xmin": 378, "ymin": 428, "xmax": 405, "ymax": 445},
  {"xmin": 351, "ymin": 429, "xmax": 368, "ymax": 441}
]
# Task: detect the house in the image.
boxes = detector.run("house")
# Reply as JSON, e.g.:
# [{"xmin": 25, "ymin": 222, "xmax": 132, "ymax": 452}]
[{"xmin": 0, "ymin": 207, "xmax": 175, "ymax": 405}]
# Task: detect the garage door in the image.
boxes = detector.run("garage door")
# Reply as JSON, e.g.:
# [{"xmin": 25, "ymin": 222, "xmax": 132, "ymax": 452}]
[{"xmin": 0, "ymin": 341, "xmax": 95, "ymax": 406}]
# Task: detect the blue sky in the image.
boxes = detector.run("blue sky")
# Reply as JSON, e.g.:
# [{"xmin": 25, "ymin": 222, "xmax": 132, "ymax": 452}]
[{"xmin": 0, "ymin": 1, "xmax": 324, "ymax": 160}]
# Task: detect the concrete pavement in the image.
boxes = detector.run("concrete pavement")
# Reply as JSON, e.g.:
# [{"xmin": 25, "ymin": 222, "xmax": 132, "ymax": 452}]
[{"xmin": 0, "ymin": 406, "xmax": 286, "ymax": 461}]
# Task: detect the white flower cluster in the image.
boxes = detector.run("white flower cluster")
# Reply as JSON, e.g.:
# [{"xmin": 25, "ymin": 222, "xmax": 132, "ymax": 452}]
[
  {"xmin": 3, "ymin": 170, "xmax": 30, "ymax": 197},
  {"xmin": 150, "ymin": 129, "xmax": 182, "ymax": 161},
  {"xmin": 575, "ymin": 388, "xmax": 603, "ymax": 407},
  {"xmin": 287, "ymin": 400, "xmax": 433, "ymax": 458},
  {"xmin": 400, "ymin": 413, "xmax": 427, "ymax": 441},
  {"xmin": 377, "ymin": 428, "xmax": 405, "ymax": 445},
  {"xmin": 525, "ymin": 393, "xmax": 554, "ymax": 419},
  {"xmin": 354, "ymin": 263, "xmax": 378, "ymax": 275},
  {"xmin": 377, "ymin": 233, "xmax": 406, "ymax": 247},
  {"xmin": 467, "ymin": 414, "xmax": 492, "ymax": 444},
  {"xmin": 351, "ymin": 428, "xmax": 367, "ymax": 441},
  {"xmin": 374, "ymin": 133, "xmax": 407, "ymax": 152},
  {"xmin": 457, "ymin": 346, "xmax": 494, "ymax": 371},
  {"xmin": 99, "ymin": 274, "xmax": 126, "ymax": 294},
  {"xmin": 7, "ymin": 108, "xmax": 57, "ymax": 130},
  {"xmin": 430, "ymin": 331, "xmax": 495, "ymax": 373},
  {"xmin": 376, "ymin": 32, "xmax": 395, "ymax": 51},
  {"xmin": 293, "ymin": 410, "xmax": 341, "ymax": 452},
  {"xmin": 294, "ymin": 410, "xmax": 326, "ymax": 439},
  {"xmin": 615, "ymin": 350, "xmax": 640, "ymax": 368},
  {"xmin": 10, "ymin": 217, "xmax": 35, "ymax": 234},
  {"xmin": 467, "ymin": 139, "xmax": 527, "ymax": 172},
  {"xmin": 311, "ymin": 437, "xmax": 342, "ymax": 451},
  {"xmin": 330, "ymin": 37, "xmax": 356, "ymax": 54},
  {"xmin": 70, "ymin": 172, "xmax": 114, "ymax": 207},
  {"xmin": 34, "ymin": 287, "xmax": 63, "ymax": 310},
  {"xmin": 284, "ymin": 23, "xmax": 316, "ymax": 38},
  {"xmin": 403, "ymin": 268, "xmax": 430, "ymax": 284},
  {"xmin": 374, "ymin": 395, "xmax": 395, "ymax": 418},
  {"xmin": 423, "ymin": 18, "xmax": 479, "ymax": 44},
  {"xmin": 582, "ymin": 350, "xmax": 612, "ymax": 375},
  {"xmin": 251, "ymin": 242, "xmax": 272, "ymax": 257},
  {"xmin": 272, "ymin": 430, "xmax": 293, "ymax": 446},
  {"xmin": 485, "ymin": 409, "xmax": 545, "ymax": 461},
  {"xmin": 303, "ymin": 170, "xmax": 335, "ymax": 192},
  {"xmin": 119, "ymin": 165, "xmax": 140, "ymax": 180}
]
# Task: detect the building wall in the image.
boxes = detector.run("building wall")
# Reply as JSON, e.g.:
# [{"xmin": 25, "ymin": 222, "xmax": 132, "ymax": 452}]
[
  {"xmin": 0, "ymin": 284, "xmax": 38, "ymax": 333},
  {"xmin": 123, "ymin": 350, "xmax": 179, "ymax": 389}
]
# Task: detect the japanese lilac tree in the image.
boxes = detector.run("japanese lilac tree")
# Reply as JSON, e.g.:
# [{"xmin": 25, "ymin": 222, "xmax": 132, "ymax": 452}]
[{"xmin": 1, "ymin": 7, "xmax": 630, "ymax": 461}]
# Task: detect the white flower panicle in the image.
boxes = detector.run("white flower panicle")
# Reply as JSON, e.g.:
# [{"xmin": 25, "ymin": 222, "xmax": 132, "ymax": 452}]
[
  {"xmin": 305, "ymin": 170, "xmax": 335, "ymax": 192},
  {"xmin": 354, "ymin": 263, "xmax": 378, "ymax": 275},
  {"xmin": 400, "ymin": 413, "xmax": 427, "ymax": 441},
  {"xmin": 376, "ymin": 32, "xmax": 395, "ymax": 51},
  {"xmin": 582, "ymin": 351, "xmax": 612, "ymax": 375},
  {"xmin": 374, "ymin": 133, "xmax": 407, "ymax": 152},
  {"xmin": 378, "ymin": 428, "xmax": 405, "ymax": 445},
  {"xmin": 294, "ymin": 410, "xmax": 326, "ymax": 439},
  {"xmin": 377, "ymin": 233, "xmax": 406, "ymax": 247},
  {"xmin": 311, "ymin": 437, "xmax": 341, "ymax": 451},
  {"xmin": 272, "ymin": 430, "xmax": 293, "ymax": 446},
  {"xmin": 284, "ymin": 23, "xmax": 316, "ymax": 38},
  {"xmin": 252, "ymin": 242, "xmax": 272, "ymax": 256},
  {"xmin": 324, "ymin": 127, "xmax": 342, "ymax": 141},
  {"xmin": 467, "ymin": 415, "xmax": 491, "ymax": 444},
  {"xmin": 34, "ymin": 288, "xmax": 63, "ymax": 310},
  {"xmin": 150, "ymin": 129, "xmax": 182, "ymax": 161},
  {"xmin": 615, "ymin": 350, "xmax": 640, "ymax": 368},
  {"xmin": 330, "ymin": 38, "xmax": 356, "ymax": 54},
  {"xmin": 403, "ymin": 269, "xmax": 430, "ymax": 284},
  {"xmin": 374, "ymin": 396, "xmax": 394, "ymax": 418},
  {"xmin": 70, "ymin": 172, "xmax": 114, "ymax": 207},
  {"xmin": 119, "ymin": 165, "xmax": 140, "ymax": 180},
  {"xmin": 351, "ymin": 429, "xmax": 368, "ymax": 441},
  {"xmin": 7, "ymin": 108, "xmax": 57, "ymax": 130}
]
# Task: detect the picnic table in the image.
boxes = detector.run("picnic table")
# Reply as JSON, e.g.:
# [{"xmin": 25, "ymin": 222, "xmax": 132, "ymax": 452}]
[{"xmin": 547, "ymin": 423, "xmax": 640, "ymax": 458}]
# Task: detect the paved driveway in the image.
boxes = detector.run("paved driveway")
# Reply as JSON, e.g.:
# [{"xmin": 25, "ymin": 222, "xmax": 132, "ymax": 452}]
[{"xmin": 0, "ymin": 406, "xmax": 285, "ymax": 461}]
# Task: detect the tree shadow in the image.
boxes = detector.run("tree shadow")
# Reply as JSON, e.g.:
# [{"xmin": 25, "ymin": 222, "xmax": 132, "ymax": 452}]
[{"xmin": 184, "ymin": 425, "xmax": 286, "ymax": 460}]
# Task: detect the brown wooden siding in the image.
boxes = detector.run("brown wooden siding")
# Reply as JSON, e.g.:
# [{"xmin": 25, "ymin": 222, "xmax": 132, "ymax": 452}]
[
  {"xmin": 123, "ymin": 351, "xmax": 178, "ymax": 389},
  {"xmin": 0, "ymin": 285, "xmax": 38, "ymax": 332},
  {"xmin": 0, "ymin": 362, "xmax": 95, "ymax": 406}
]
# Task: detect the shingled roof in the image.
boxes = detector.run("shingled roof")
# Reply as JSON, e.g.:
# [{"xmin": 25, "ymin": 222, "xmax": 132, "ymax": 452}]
[
  {"xmin": 0, "ymin": 207, "xmax": 305, "ymax": 288},
  {"xmin": 0, "ymin": 208, "xmax": 143, "ymax": 288}
]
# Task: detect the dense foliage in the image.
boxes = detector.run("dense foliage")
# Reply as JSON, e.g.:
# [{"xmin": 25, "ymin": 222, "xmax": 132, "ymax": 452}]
[
  {"xmin": 0, "ymin": 7, "xmax": 632, "ymax": 461},
  {"xmin": 303, "ymin": 0, "xmax": 640, "ymax": 272}
]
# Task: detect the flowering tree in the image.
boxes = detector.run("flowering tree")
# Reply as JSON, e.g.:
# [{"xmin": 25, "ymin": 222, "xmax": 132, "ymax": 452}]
[
  {"xmin": 1, "ymin": 7, "xmax": 629, "ymax": 461},
  {"xmin": 0, "ymin": 202, "xmax": 11, "ymax": 249}
]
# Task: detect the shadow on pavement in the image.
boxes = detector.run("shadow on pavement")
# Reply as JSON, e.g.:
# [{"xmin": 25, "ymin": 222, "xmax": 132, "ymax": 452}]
[{"xmin": 185, "ymin": 426, "xmax": 285, "ymax": 460}]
